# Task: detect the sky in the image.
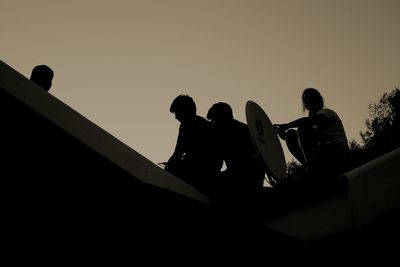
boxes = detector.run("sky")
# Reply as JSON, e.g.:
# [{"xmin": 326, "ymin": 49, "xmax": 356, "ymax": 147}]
[{"xmin": 2, "ymin": 0, "xmax": 399, "ymax": 165}]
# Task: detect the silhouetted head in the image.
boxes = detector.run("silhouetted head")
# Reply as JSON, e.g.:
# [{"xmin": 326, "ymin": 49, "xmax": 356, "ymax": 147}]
[
  {"xmin": 207, "ymin": 102, "xmax": 234, "ymax": 127},
  {"xmin": 30, "ymin": 65, "xmax": 54, "ymax": 92},
  {"xmin": 302, "ymin": 88, "xmax": 324, "ymax": 114},
  {"xmin": 170, "ymin": 95, "xmax": 196, "ymax": 123}
]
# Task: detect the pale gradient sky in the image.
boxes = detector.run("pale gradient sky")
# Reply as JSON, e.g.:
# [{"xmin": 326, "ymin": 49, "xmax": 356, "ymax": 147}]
[{"xmin": 2, "ymin": 0, "xmax": 399, "ymax": 164}]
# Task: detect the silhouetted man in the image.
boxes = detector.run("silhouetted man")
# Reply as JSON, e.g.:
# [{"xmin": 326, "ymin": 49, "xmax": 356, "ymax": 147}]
[
  {"xmin": 207, "ymin": 102, "xmax": 265, "ymax": 203},
  {"xmin": 30, "ymin": 65, "xmax": 54, "ymax": 92},
  {"xmin": 165, "ymin": 95, "xmax": 222, "ymax": 196}
]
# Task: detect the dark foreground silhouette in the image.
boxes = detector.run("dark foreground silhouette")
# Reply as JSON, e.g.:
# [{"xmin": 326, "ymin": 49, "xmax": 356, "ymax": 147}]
[{"xmin": 2, "ymin": 60, "xmax": 400, "ymax": 261}]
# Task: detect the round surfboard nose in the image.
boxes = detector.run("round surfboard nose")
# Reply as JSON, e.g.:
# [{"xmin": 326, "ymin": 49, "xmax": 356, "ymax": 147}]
[{"xmin": 246, "ymin": 100, "xmax": 287, "ymax": 183}]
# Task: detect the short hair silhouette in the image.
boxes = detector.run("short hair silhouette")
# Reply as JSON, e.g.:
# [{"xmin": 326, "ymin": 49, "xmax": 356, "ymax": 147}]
[
  {"xmin": 170, "ymin": 95, "xmax": 196, "ymax": 115},
  {"xmin": 207, "ymin": 102, "xmax": 234, "ymax": 122},
  {"xmin": 30, "ymin": 65, "xmax": 54, "ymax": 92},
  {"xmin": 166, "ymin": 94, "xmax": 222, "ymax": 196},
  {"xmin": 302, "ymin": 88, "xmax": 324, "ymax": 112}
]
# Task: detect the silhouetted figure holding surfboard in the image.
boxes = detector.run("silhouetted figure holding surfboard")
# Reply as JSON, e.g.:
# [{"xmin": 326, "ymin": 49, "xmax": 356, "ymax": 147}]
[
  {"xmin": 30, "ymin": 65, "xmax": 54, "ymax": 92},
  {"xmin": 274, "ymin": 88, "xmax": 349, "ymax": 182},
  {"xmin": 165, "ymin": 95, "xmax": 222, "ymax": 196},
  {"xmin": 207, "ymin": 102, "xmax": 265, "ymax": 204}
]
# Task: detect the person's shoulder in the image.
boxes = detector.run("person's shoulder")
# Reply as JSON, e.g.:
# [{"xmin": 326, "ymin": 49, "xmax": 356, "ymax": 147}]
[
  {"xmin": 317, "ymin": 108, "xmax": 338, "ymax": 117},
  {"xmin": 195, "ymin": 115, "xmax": 209, "ymax": 122},
  {"xmin": 194, "ymin": 115, "xmax": 213, "ymax": 127},
  {"xmin": 317, "ymin": 109, "xmax": 343, "ymax": 124},
  {"xmin": 233, "ymin": 119, "xmax": 248, "ymax": 129}
]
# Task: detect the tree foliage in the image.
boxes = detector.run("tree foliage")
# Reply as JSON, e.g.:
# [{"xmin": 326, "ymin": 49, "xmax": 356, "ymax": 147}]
[
  {"xmin": 360, "ymin": 88, "xmax": 400, "ymax": 148},
  {"xmin": 348, "ymin": 138, "xmax": 362, "ymax": 152}
]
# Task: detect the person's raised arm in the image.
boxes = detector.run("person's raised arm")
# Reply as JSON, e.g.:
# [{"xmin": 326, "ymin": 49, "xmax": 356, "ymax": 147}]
[{"xmin": 274, "ymin": 114, "xmax": 328, "ymax": 139}]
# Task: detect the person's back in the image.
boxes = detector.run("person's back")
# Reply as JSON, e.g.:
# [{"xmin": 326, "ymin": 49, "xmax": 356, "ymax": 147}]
[
  {"xmin": 166, "ymin": 95, "xmax": 221, "ymax": 195},
  {"xmin": 316, "ymin": 108, "xmax": 348, "ymax": 149},
  {"xmin": 207, "ymin": 102, "xmax": 265, "ymax": 200},
  {"xmin": 178, "ymin": 115, "xmax": 217, "ymax": 163},
  {"xmin": 220, "ymin": 119, "xmax": 264, "ymax": 184},
  {"xmin": 30, "ymin": 65, "xmax": 54, "ymax": 92}
]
